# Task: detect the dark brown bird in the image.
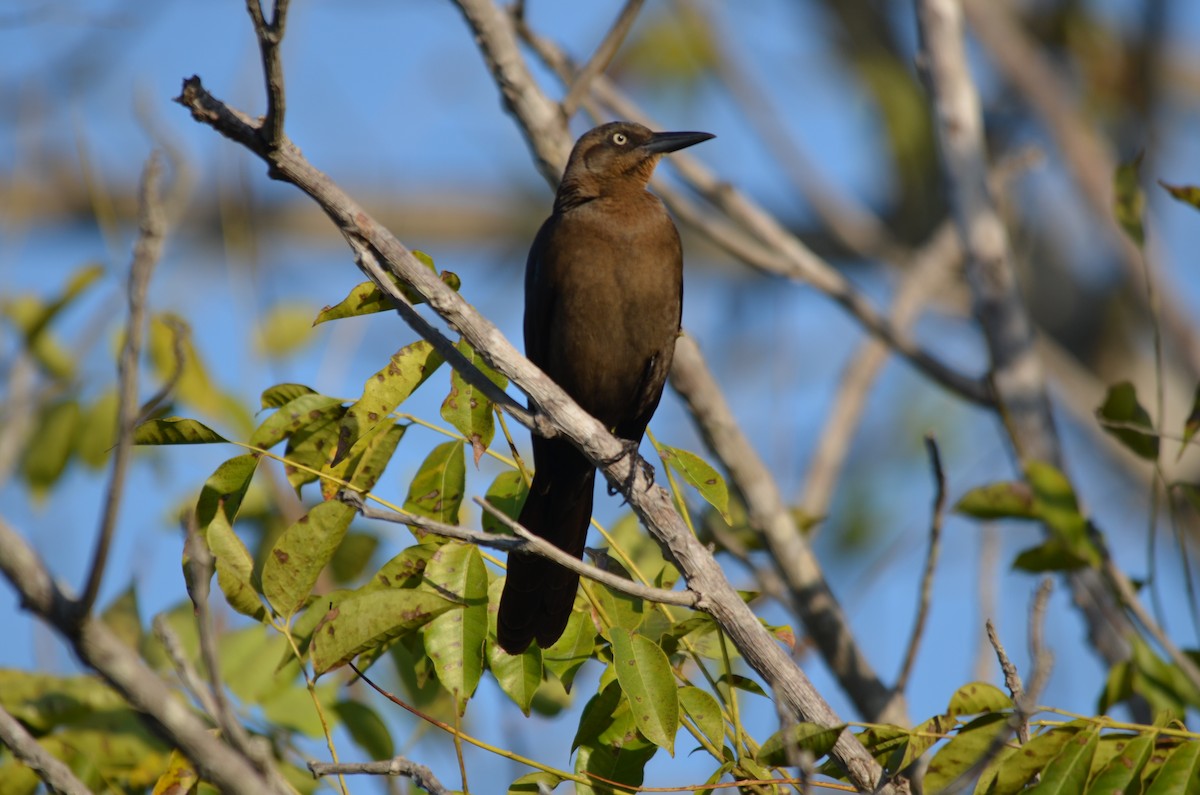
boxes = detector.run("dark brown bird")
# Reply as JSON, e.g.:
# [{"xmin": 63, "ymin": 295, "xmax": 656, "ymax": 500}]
[{"xmin": 497, "ymin": 121, "xmax": 714, "ymax": 654}]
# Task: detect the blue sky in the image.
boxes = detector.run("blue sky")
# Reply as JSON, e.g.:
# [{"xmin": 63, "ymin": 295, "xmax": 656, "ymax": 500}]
[{"xmin": 3, "ymin": 0, "xmax": 1200, "ymax": 790}]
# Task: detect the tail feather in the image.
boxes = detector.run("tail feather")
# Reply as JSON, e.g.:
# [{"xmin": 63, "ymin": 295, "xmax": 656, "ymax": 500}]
[{"xmin": 497, "ymin": 454, "xmax": 595, "ymax": 654}]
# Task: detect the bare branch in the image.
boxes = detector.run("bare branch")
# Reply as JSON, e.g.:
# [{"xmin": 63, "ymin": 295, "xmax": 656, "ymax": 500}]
[
  {"xmin": 670, "ymin": 334, "xmax": 904, "ymax": 725},
  {"xmin": 801, "ymin": 220, "xmax": 960, "ymax": 523},
  {"xmin": 939, "ymin": 580, "xmax": 1055, "ymax": 795},
  {"xmin": 914, "ymin": 0, "xmax": 1141, "ymax": 694},
  {"xmin": 915, "ymin": 0, "xmax": 1058, "ymax": 466},
  {"xmin": 309, "ymin": 757, "xmax": 448, "ymax": 794},
  {"xmin": 986, "ymin": 620, "xmax": 1026, "ymax": 743},
  {"xmin": 245, "ymin": 0, "xmax": 290, "ymax": 146},
  {"xmin": 0, "ymin": 516, "xmax": 289, "ymax": 795},
  {"xmin": 894, "ymin": 435, "xmax": 947, "ymax": 695},
  {"xmin": 76, "ymin": 152, "xmax": 165, "ymax": 619},
  {"xmin": 0, "ymin": 704, "xmax": 93, "ymax": 795},
  {"xmin": 560, "ymin": 0, "xmax": 644, "ymax": 119}
]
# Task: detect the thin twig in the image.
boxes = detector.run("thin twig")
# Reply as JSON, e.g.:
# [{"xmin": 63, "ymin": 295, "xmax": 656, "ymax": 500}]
[
  {"xmin": 340, "ymin": 491, "xmax": 696, "ymax": 607},
  {"xmin": 76, "ymin": 153, "xmax": 165, "ymax": 620},
  {"xmin": 245, "ymin": 0, "xmax": 290, "ymax": 146},
  {"xmin": 894, "ymin": 435, "xmax": 947, "ymax": 695},
  {"xmin": 939, "ymin": 580, "xmax": 1055, "ymax": 795},
  {"xmin": 986, "ymin": 620, "xmax": 1026, "ymax": 743},
  {"xmin": 309, "ymin": 757, "xmax": 448, "ymax": 794},
  {"xmin": 560, "ymin": 0, "xmax": 644, "ymax": 118},
  {"xmin": 0, "ymin": 704, "xmax": 93, "ymax": 795},
  {"xmin": 180, "ymin": 515, "xmax": 284, "ymax": 784},
  {"xmin": 152, "ymin": 613, "xmax": 221, "ymax": 719}
]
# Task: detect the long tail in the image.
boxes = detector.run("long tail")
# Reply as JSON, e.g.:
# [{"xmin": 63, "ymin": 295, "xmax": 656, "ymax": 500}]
[{"xmin": 497, "ymin": 441, "xmax": 595, "ymax": 654}]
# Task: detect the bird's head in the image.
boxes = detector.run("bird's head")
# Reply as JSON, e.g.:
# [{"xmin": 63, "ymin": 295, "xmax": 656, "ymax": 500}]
[{"xmin": 556, "ymin": 121, "xmax": 713, "ymax": 209}]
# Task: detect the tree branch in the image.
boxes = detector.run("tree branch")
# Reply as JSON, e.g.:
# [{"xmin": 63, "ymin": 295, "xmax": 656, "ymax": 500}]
[
  {"xmin": 309, "ymin": 757, "xmax": 448, "ymax": 794},
  {"xmin": 670, "ymin": 334, "xmax": 905, "ymax": 725},
  {"xmin": 560, "ymin": 0, "xmax": 644, "ymax": 119},
  {"xmin": 0, "ymin": 516, "xmax": 289, "ymax": 795},
  {"xmin": 0, "ymin": 704, "xmax": 93, "ymax": 795},
  {"xmin": 894, "ymin": 436, "xmax": 947, "ymax": 696},
  {"xmin": 76, "ymin": 153, "xmax": 165, "ymax": 620}
]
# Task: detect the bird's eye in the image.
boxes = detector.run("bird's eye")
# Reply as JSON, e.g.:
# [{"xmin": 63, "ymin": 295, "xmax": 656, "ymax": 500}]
[{"xmin": 611, "ymin": 132, "xmax": 628, "ymax": 145}]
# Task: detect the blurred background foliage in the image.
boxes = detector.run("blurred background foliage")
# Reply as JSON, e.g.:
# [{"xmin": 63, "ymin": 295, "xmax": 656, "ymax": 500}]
[{"xmin": 2, "ymin": 0, "xmax": 1200, "ymax": 791}]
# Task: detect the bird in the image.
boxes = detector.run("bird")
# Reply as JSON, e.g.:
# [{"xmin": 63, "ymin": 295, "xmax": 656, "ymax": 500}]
[{"xmin": 497, "ymin": 121, "xmax": 714, "ymax": 654}]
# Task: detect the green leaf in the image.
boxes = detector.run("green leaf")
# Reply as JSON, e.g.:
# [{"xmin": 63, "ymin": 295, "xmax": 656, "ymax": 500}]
[
  {"xmin": 572, "ymin": 682, "xmax": 657, "ymax": 794},
  {"xmin": 1160, "ymin": 180, "xmax": 1200, "ymax": 213},
  {"xmin": 508, "ymin": 771, "xmax": 563, "ymax": 794},
  {"xmin": 206, "ymin": 509, "xmax": 267, "ymax": 621},
  {"xmin": 1180, "ymin": 383, "xmax": 1200, "ymax": 460},
  {"xmin": 540, "ymin": 608, "xmax": 598, "ymax": 691},
  {"xmin": 310, "ymin": 588, "xmax": 455, "ymax": 675},
  {"xmin": 1114, "ymin": 154, "xmax": 1146, "ymax": 246},
  {"xmin": 313, "ymin": 253, "xmax": 454, "ymax": 325},
  {"xmin": 261, "ymin": 383, "xmax": 317, "ymax": 409},
  {"xmin": 1088, "ymin": 732, "xmax": 1156, "ymax": 794},
  {"xmin": 1096, "ymin": 381, "xmax": 1159, "ymax": 460},
  {"xmin": 440, "ymin": 338, "xmax": 507, "ymax": 466},
  {"xmin": 99, "ymin": 586, "xmax": 142, "ymax": 650},
  {"xmin": 946, "ymin": 682, "xmax": 1012, "ymax": 717},
  {"xmin": 1012, "ymin": 540, "xmax": 1096, "ymax": 572},
  {"xmin": 152, "ymin": 749, "xmax": 200, "ymax": 795},
  {"xmin": 261, "ymin": 680, "xmax": 338, "ymax": 738},
  {"xmin": 248, "ymin": 393, "xmax": 345, "ymax": 450},
  {"xmin": 148, "ymin": 314, "xmax": 242, "ymax": 427},
  {"xmin": 757, "ymin": 722, "xmax": 844, "ymax": 766},
  {"xmin": 660, "ymin": 446, "xmax": 731, "ymax": 524},
  {"xmin": 256, "ymin": 303, "xmax": 316, "ymax": 358},
  {"xmin": 481, "ymin": 470, "xmax": 528, "ymax": 536},
  {"xmin": 282, "ymin": 402, "xmax": 347, "ymax": 493},
  {"xmin": 77, "ymin": 390, "xmax": 118, "ymax": 468},
  {"xmin": 195, "ymin": 454, "xmax": 260, "ymax": 532},
  {"xmin": 329, "ymin": 532, "xmax": 380, "ymax": 584},
  {"xmin": 991, "ymin": 724, "xmax": 1082, "ymax": 794},
  {"xmin": 262, "ymin": 500, "xmax": 355, "ymax": 619},
  {"xmin": 953, "ymin": 481, "xmax": 1036, "ymax": 520},
  {"xmin": 486, "ymin": 577, "xmax": 543, "ymax": 714},
  {"xmin": 678, "ymin": 687, "xmax": 725, "ymax": 755},
  {"xmin": 21, "ymin": 399, "xmax": 80, "ymax": 495},
  {"xmin": 334, "ymin": 339, "xmax": 444, "ymax": 465},
  {"xmin": 1145, "ymin": 738, "xmax": 1200, "ymax": 795},
  {"xmin": 610, "ymin": 627, "xmax": 678, "ymax": 754},
  {"xmin": 315, "ymin": 280, "xmax": 398, "ymax": 324},
  {"xmin": 1023, "ymin": 461, "xmax": 1100, "ymax": 569},
  {"xmin": 923, "ymin": 712, "xmax": 1008, "ymax": 793},
  {"xmin": 333, "ymin": 700, "xmax": 394, "ymax": 761},
  {"xmin": 1025, "ymin": 725, "xmax": 1098, "ymax": 794},
  {"xmin": 402, "ymin": 440, "xmax": 466, "ymax": 525},
  {"xmin": 320, "ymin": 420, "xmax": 404, "ymax": 500},
  {"xmin": 133, "ymin": 417, "xmax": 228, "ymax": 445},
  {"xmin": 365, "ymin": 545, "xmax": 435, "ymax": 591},
  {"xmin": 423, "ymin": 542, "xmax": 488, "ymax": 714}
]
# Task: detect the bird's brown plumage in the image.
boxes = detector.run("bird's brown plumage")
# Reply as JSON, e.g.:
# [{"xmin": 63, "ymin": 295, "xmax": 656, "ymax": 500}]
[{"xmin": 497, "ymin": 121, "xmax": 713, "ymax": 654}]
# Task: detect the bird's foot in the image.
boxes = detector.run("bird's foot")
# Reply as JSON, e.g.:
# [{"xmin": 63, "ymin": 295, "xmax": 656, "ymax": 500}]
[{"xmin": 604, "ymin": 439, "xmax": 655, "ymax": 499}]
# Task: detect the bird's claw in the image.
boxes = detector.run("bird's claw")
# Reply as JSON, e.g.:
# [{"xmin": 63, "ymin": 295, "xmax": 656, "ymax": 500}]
[{"xmin": 604, "ymin": 440, "xmax": 655, "ymax": 499}]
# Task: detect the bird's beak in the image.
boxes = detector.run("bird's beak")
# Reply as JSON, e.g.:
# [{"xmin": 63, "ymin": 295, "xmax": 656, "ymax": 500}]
[{"xmin": 641, "ymin": 130, "xmax": 715, "ymax": 155}]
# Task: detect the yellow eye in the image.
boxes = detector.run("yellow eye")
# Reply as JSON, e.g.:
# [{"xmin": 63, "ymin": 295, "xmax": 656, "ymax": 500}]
[{"xmin": 612, "ymin": 132, "xmax": 628, "ymax": 145}]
